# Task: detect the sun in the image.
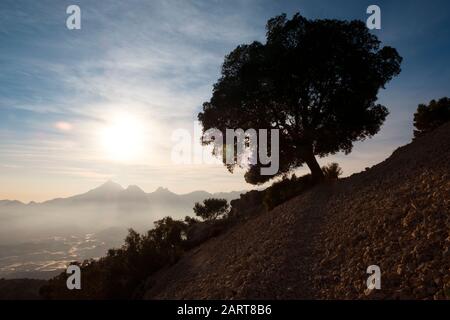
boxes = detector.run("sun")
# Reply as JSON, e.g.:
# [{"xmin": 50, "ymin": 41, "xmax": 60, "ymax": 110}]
[{"xmin": 100, "ymin": 113, "xmax": 146, "ymax": 162}]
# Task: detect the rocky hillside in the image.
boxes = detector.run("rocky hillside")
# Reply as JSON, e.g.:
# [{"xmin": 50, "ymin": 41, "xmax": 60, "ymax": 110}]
[
  {"xmin": 0, "ymin": 279, "xmax": 46, "ymax": 300},
  {"xmin": 144, "ymin": 123, "xmax": 450, "ymax": 300}
]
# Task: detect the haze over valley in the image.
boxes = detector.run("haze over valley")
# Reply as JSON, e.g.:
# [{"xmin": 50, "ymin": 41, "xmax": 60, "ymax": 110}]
[{"xmin": 0, "ymin": 181, "xmax": 242, "ymax": 279}]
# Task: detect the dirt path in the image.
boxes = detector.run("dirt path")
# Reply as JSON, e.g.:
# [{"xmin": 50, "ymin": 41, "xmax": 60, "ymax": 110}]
[{"xmin": 144, "ymin": 184, "xmax": 334, "ymax": 299}]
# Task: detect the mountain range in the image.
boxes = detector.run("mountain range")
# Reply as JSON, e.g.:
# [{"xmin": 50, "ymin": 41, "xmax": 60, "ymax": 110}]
[
  {"xmin": 0, "ymin": 182, "xmax": 244, "ymax": 245},
  {"xmin": 1, "ymin": 181, "xmax": 243, "ymax": 208}
]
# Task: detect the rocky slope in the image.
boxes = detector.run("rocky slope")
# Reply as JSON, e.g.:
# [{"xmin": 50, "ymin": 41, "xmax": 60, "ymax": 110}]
[
  {"xmin": 144, "ymin": 123, "xmax": 450, "ymax": 300},
  {"xmin": 0, "ymin": 279, "xmax": 46, "ymax": 300}
]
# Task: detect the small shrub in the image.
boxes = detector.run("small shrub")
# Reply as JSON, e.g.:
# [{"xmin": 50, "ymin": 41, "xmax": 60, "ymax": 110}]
[
  {"xmin": 322, "ymin": 162, "xmax": 343, "ymax": 180},
  {"xmin": 263, "ymin": 174, "xmax": 314, "ymax": 211},
  {"xmin": 413, "ymin": 97, "xmax": 450, "ymax": 138},
  {"xmin": 193, "ymin": 198, "xmax": 229, "ymax": 221},
  {"xmin": 184, "ymin": 215, "xmax": 200, "ymax": 226}
]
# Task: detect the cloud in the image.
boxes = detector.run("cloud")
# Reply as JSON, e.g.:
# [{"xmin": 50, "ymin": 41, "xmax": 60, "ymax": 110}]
[{"xmin": 54, "ymin": 121, "xmax": 73, "ymax": 132}]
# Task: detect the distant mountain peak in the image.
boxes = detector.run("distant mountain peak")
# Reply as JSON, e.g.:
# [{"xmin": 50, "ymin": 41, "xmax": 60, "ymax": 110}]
[
  {"xmin": 154, "ymin": 187, "xmax": 171, "ymax": 193},
  {"xmin": 84, "ymin": 181, "xmax": 124, "ymax": 197},
  {"xmin": 100, "ymin": 180, "xmax": 124, "ymax": 190},
  {"xmin": 124, "ymin": 185, "xmax": 146, "ymax": 194},
  {"xmin": 0, "ymin": 200, "xmax": 24, "ymax": 206}
]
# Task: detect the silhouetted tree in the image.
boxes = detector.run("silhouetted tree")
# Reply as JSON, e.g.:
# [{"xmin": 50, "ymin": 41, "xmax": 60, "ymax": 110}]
[
  {"xmin": 193, "ymin": 198, "xmax": 229, "ymax": 221},
  {"xmin": 184, "ymin": 215, "xmax": 200, "ymax": 226},
  {"xmin": 150, "ymin": 217, "xmax": 188, "ymax": 250},
  {"xmin": 199, "ymin": 13, "xmax": 402, "ymax": 183},
  {"xmin": 413, "ymin": 97, "xmax": 450, "ymax": 138}
]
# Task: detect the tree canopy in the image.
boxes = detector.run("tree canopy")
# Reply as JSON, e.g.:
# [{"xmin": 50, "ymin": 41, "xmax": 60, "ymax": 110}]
[
  {"xmin": 193, "ymin": 198, "xmax": 229, "ymax": 221},
  {"xmin": 199, "ymin": 13, "xmax": 402, "ymax": 183}
]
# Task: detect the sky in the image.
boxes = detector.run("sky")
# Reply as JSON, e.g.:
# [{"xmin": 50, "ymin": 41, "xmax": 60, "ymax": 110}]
[{"xmin": 0, "ymin": 0, "xmax": 449, "ymax": 202}]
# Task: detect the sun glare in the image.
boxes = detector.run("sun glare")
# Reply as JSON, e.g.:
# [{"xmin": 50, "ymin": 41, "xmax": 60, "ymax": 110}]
[{"xmin": 100, "ymin": 114, "xmax": 146, "ymax": 162}]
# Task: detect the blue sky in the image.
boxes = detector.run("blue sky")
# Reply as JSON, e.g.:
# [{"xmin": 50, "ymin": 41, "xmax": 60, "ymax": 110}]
[{"xmin": 0, "ymin": 0, "xmax": 449, "ymax": 201}]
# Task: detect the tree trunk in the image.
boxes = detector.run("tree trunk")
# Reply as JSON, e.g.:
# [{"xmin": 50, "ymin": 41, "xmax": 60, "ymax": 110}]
[{"xmin": 303, "ymin": 151, "xmax": 324, "ymax": 182}]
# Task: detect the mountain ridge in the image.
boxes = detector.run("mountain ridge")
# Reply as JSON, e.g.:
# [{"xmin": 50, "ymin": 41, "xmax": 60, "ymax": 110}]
[
  {"xmin": 0, "ymin": 182, "xmax": 245, "ymax": 247},
  {"xmin": 0, "ymin": 182, "xmax": 246, "ymax": 207}
]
